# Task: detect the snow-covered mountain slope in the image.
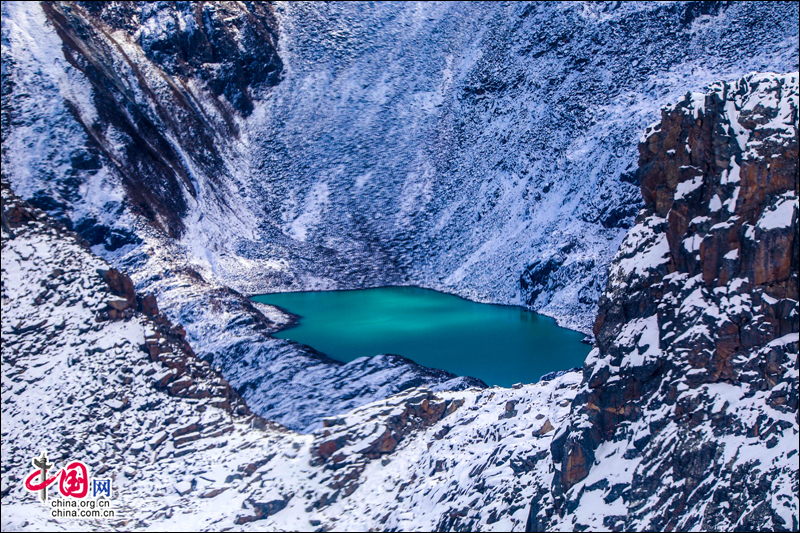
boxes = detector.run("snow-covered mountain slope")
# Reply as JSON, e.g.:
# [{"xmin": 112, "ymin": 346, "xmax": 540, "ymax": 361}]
[
  {"xmin": 2, "ymin": 180, "xmax": 581, "ymax": 531},
  {"xmin": 0, "ymin": 179, "xmax": 288, "ymax": 528},
  {"xmin": 531, "ymin": 72, "xmax": 799, "ymax": 531},
  {"xmin": 2, "ymin": 65, "xmax": 798, "ymax": 533},
  {"xmin": 3, "ymin": 1, "xmax": 799, "ymax": 325},
  {"xmin": 2, "ymin": 3, "xmax": 800, "ymax": 528},
  {"xmin": 261, "ymin": 1, "xmax": 799, "ymax": 332},
  {"xmin": 2, "ymin": 0, "xmax": 797, "ymax": 431}
]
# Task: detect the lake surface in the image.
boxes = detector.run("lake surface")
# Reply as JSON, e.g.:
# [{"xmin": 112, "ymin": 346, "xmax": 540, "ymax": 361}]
[{"xmin": 252, "ymin": 287, "xmax": 590, "ymax": 388}]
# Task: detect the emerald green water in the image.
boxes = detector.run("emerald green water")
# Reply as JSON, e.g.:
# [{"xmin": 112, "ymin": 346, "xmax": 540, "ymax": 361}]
[{"xmin": 252, "ymin": 287, "xmax": 590, "ymax": 388}]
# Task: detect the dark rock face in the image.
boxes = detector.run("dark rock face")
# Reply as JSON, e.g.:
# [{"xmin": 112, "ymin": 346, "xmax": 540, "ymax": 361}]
[
  {"xmin": 520, "ymin": 255, "xmax": 565, "ymax": 308},
  {"xmin": 533, "ymin": 73, "xmax": 799, "ymax": 531},
  {"xmin": 33, "ymin": 1, "xmax": 282, "ymax": 238},
  {"xmin": 76, "ymin": 1, "xmax": 283, "ymax": 116},
  {"xmin": 103, "ymin": 267, "xmax": 136, "ymax": 305},
  {"xmin": 307, "ymin": 390, "xmax": 465, "ymax": 509},
  {"xmin": 73, "ymin": 217, "xmax": 141, "ymax": 252}
]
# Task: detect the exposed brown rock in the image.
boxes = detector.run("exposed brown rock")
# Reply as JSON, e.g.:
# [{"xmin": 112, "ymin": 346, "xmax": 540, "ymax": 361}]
[
  {"xmin": 550, "ymin": 72, "xmax": 799, "ymax": 507},
  {"xmin": 199, "ymin": 488, "xmax": 227, "ymax": 499},
  {"xmin": 103, "ymin": 268, "xmax": 136, "ymax": 304},
  {"xmin": 563, "ymin": 443, "xmax": 589, "ymax": 487},
  {"xmin": 535, "ymin": 419, "xmax": 554, "ymax": 436},
  {"xmin": 139, "ymin": 294, "xmax": 159, "ymax": 317},
  {"xmin": 306, "ymin": 389, "xmax": 464, "ymax": 509}
]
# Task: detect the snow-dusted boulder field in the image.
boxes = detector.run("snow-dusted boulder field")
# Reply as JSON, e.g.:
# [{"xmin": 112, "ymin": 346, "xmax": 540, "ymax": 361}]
[{"xmin": 2, "ymin": 0, "xmax": 797, "ymax": 430}]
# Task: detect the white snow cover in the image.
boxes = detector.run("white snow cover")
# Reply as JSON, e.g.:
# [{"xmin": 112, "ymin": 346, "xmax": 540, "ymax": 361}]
[
  {"xmin": 674, "ymin": 173, "xmax": 704, "ymax": 201},
  {"xmin": 607, "ymin": 215, "xmax": 670, "ymax": 290},
  {"xmin": 757, "ymin": 192, "xmax": 798, "ymax": 231},
  {"xmin": 1, "ymin": 196, "xmax": 583, "ymax": 530},
  {"xmin": 618, "ymin": 315, "xmax": 662, "ymax": 369}
]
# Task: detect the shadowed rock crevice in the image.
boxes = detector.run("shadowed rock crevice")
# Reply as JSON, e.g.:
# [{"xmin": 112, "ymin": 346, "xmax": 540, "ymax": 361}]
[{"xmin": 77, "ymin": 1, "xmax": 283, "ymax": 116}]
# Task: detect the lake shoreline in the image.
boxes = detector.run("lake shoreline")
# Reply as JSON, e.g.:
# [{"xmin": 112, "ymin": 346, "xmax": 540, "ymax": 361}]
[{"xmin": 251, "ymin": 286, "xmax": 590, "ymax": 388}]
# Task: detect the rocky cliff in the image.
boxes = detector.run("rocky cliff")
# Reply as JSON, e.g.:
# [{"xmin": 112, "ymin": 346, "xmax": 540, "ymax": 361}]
[{"xmin": 531, "ymin": 72, "xmax": 799, "ymax": 531}]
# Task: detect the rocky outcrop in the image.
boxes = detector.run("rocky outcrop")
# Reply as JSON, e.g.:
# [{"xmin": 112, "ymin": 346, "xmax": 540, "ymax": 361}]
[
  {"xmin": 308, "ymin": 390, "xmax": 463, "ymax": 504},
  {"xmin": 77, "ymin": 1, "xmax": 282, "ymax": 116},
  {"xmin": 534, "ymin": 72, "xmax": 799, "ymax": 531},
  {"xmin": 1, "ymin": 179, "xmax": 255, "ymax": 419},
  {"xmin": 29, "ymin": 1, "xmax": 282, "ymax": 238}
]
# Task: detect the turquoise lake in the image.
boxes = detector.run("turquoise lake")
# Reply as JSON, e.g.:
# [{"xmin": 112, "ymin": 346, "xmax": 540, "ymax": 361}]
[{"xmin": 252, "ymin": 286, "xmax": 590, "ymax": 388}]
